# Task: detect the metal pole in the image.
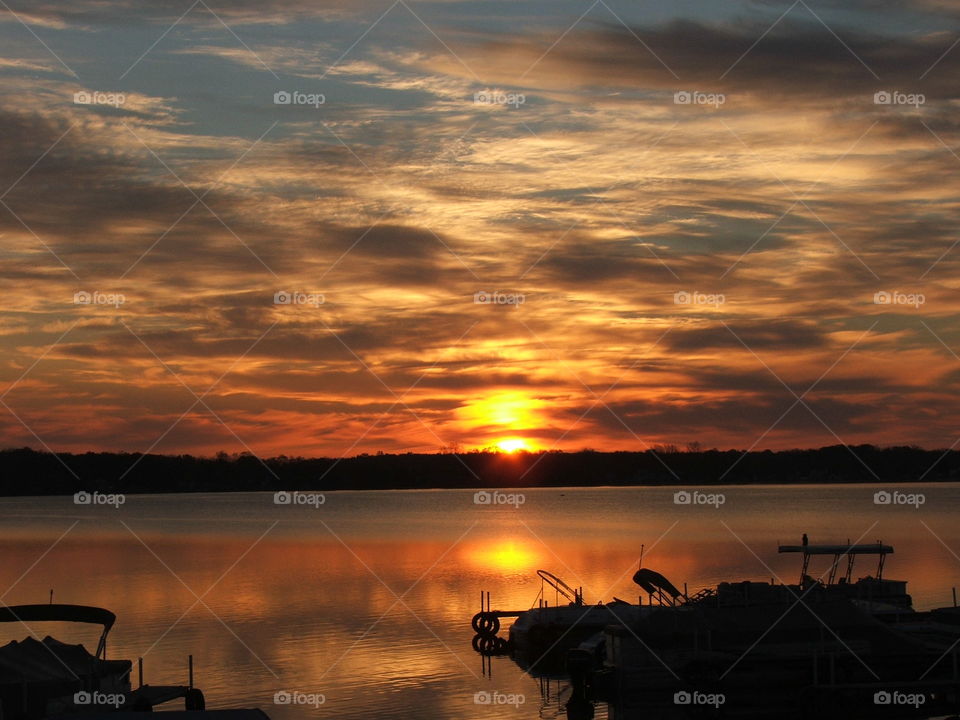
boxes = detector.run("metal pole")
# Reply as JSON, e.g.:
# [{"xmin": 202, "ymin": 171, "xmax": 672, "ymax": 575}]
[
  {"xmin": 138, "ymin": 657, "xmax": 143, "ymax": 688},
  {"xmin": 188, "ymin": 655, "xmax": 193, "ymax": 689}
]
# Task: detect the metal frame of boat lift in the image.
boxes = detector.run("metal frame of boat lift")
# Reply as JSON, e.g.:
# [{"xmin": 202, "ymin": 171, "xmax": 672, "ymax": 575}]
[{"xmin": 778, "ymin": 541, "xmax": 893, "ymax": 586}]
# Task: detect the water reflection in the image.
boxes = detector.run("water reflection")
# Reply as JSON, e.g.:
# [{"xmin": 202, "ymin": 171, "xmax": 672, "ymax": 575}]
[{"xmin": 0, "ymin": 485, "xmax": 956, "ymax": 718}]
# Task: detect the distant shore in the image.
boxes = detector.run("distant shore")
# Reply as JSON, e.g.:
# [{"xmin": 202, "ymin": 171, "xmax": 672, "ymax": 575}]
[{"xmin": 1, "ymin": 445, "xmax": 957, "ymax": 496}]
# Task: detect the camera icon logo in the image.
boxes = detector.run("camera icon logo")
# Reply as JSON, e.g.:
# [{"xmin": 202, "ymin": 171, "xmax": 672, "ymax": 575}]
[
  {"xmin": 74, "ymin": 290, "xmax": 92, "ymax": 304},
  {"xmin": 473, "ymin": 291, "xmax": 490, "ymax": 304},
  {"xmin": 274, "ymin": 491, "xmax": 292, "ymax": 505},
  {"xmin": 873, "ymin": 290, "xmax": 891, "ymax": 304},
  {"xmin": 274, "ymin": 91, "xmax": 292, "ymax": 105},
  {"xmin": 473, "ymin": 491, "xmax": 492, "ymax": 505},
  {"xmin": 673, "ymin": 490, "xmax": 692, "ymax": 505},
  {"xmin": 874, "ymin": 91, "xmax": 892, "ymax": 105},
  {"xmin": 74, "ymin": 491, "xmax": 92, "ymax": 505},
  {"xmin": 73, "ymin": 91, "xmax": 91, "ymax": 105},
  {"xmin": 874, "ymin": 490, "xmax": 892, "ymax": 505},
  {"xmin": 274, "ymin": 291, "xmax": 292, "ymax": 305},
  {"xmin": 674, "ymin": 691, "xmax": 692, "ymax": 704},
  {"xmin": 673, "ymin": 290, "xmax": 691, "ymax": 305},
  {"xmin": 874, "ymin": 691, "xmax": 891, "ymax": 704},
  {"xmin": 674, "ymin": 91, "xmax": 691, "ymax": 105},
  {"xmin": 474, "ymin": 691, "xmax": 492, "ymax": 704},
  {"xmin": 74, "ymin": 691, "xmax": 92, "ymax": 705},
  {"xmin": 273, "ymin": 691, "xmax": 292, "ymax": 704}
]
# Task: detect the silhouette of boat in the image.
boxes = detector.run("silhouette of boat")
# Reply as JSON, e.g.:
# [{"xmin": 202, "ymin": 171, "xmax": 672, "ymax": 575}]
[
  {"xmin": 470, "ymin": 538, "xmax": 960, "ymax": 716},
  {"xmin": 0, "ymin": 604, "xmax": 270, "ymax": 719}
]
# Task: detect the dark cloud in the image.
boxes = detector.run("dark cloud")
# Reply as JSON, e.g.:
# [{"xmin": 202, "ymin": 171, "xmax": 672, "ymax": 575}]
[
  {"xmin": 494, "ymin": 19, "xmax": 960, "ymax": 103},
  {"xmin": 663, "ymin": 319, "xmax": 828, "ymax": 352}
]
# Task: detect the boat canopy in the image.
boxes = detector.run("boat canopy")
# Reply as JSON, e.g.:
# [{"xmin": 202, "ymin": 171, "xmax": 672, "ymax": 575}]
[
  {"xmin": 0, "ymin": 604, "xmax": 116, "ymax": 629},
  {"xmin": 779, "ymin": 544, "xmax": 893, "ymax": 555},
  {"xmin": 0, "ymin": 604, "xmax": 116, "ymax": 658},
  {"xmin": 779, "ymin": 540, "xmax": 894, "ymax": 584}
]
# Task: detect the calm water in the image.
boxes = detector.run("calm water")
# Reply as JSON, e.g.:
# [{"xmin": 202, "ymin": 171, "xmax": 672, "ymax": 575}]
[{"xmin": 1, "ymin": 485, "xmax": 959, "ymax": 718}]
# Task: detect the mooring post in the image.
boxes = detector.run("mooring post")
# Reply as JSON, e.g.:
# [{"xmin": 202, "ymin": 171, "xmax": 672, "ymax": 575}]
[
  {"xmin": 138, "ymin": 657, "xmax": 143, "ymax": 688},
  {"xmin": 188, "ymin": 655, "xmax": 194, "ymax": 688},
  {"xmin": 953, "ymin": 586, "xmax": 957, "ymax": 608}
]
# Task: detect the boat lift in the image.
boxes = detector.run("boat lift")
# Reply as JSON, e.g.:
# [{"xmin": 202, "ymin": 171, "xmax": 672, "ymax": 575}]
[
  {"xmin": 471, "ymin": 570, "xmax": 586, "ymax": 654},
  {"xmin": 779, "ymin": 539, "xmax": 893, "ymax": 586}
]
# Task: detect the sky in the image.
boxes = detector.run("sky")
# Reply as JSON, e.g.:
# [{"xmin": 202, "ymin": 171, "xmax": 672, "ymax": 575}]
[{"xmin": 1, "ymin": 0, "xmax": 959, "ymax": 458}]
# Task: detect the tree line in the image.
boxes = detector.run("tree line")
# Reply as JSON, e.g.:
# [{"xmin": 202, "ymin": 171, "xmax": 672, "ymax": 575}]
[{"xmin": 0, "ymin": 445, "xmax": 956, "ymax": 496}]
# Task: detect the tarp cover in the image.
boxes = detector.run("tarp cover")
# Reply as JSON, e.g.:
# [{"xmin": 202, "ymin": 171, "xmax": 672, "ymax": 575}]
[{"xmin": 0, "ymin": 636, "xmax": 129, "ymax": 683}]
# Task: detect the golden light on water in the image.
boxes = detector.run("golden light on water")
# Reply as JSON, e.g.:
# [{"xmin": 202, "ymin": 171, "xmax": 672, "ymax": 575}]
[{"xmin": 463, "ymin": 540, "xmax": 541, "ymax": 573}]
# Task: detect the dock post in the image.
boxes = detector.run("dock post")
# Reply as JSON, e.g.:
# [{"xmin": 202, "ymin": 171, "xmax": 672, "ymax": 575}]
[
  {"xmin": 953, "ymin": 586, "xmax": 957, "ymax": 607},
  {"xmin": 138, "ymin": 657, "xmax": 143, "ymax": 688},
  {"xmin": 188, "ymin": 655, "xmax": 194, "ymax": 689}
]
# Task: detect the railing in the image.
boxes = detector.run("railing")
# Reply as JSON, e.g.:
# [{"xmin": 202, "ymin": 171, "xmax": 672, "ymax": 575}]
[{"xmin": 537, "ymin": 569, "xmax": 583, "ymax": 606}]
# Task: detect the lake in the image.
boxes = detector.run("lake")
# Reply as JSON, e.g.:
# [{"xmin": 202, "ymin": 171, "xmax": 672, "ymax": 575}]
[{"xmin": 1, "ymin": 484, "xmax": 958, "ymax": 718}]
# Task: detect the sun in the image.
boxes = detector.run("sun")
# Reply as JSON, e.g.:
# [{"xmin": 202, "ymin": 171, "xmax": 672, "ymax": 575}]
[
  {"xmin": 456, "ymin": 392, "xmax": 544, "ymax": 452},
  {"xmin": 496, "ymin": 438, "xmax": 531, "ymax": 453}
]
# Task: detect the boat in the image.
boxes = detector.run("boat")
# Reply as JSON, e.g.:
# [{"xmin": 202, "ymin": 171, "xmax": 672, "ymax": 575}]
[
  {"xmin": 468, "ymin": 537, "xmax": 960, "ymax": 717},
  {"xmin": 471, "ymin": 537, "xmax": 919, "ymax": 665},
  {"xmin": 0, "ymin": 604, "xmax": 269, "ymax": 719},
  {"xmin": 777, "ymin": 540, "xmax": 913, "ymax": 613}
]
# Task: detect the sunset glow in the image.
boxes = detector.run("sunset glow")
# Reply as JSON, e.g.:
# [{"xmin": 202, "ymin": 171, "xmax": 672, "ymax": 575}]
[
  {"xmin": 0, "ymin": 2, "xmax": 958, "ymax": 458},
  {"xmin": 464, "ymin": 540, "xmax": 541, "ymax": 573},
  {"xmin": 496, "ymin": 438, "xmax": 532, "ymax": 453}
]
